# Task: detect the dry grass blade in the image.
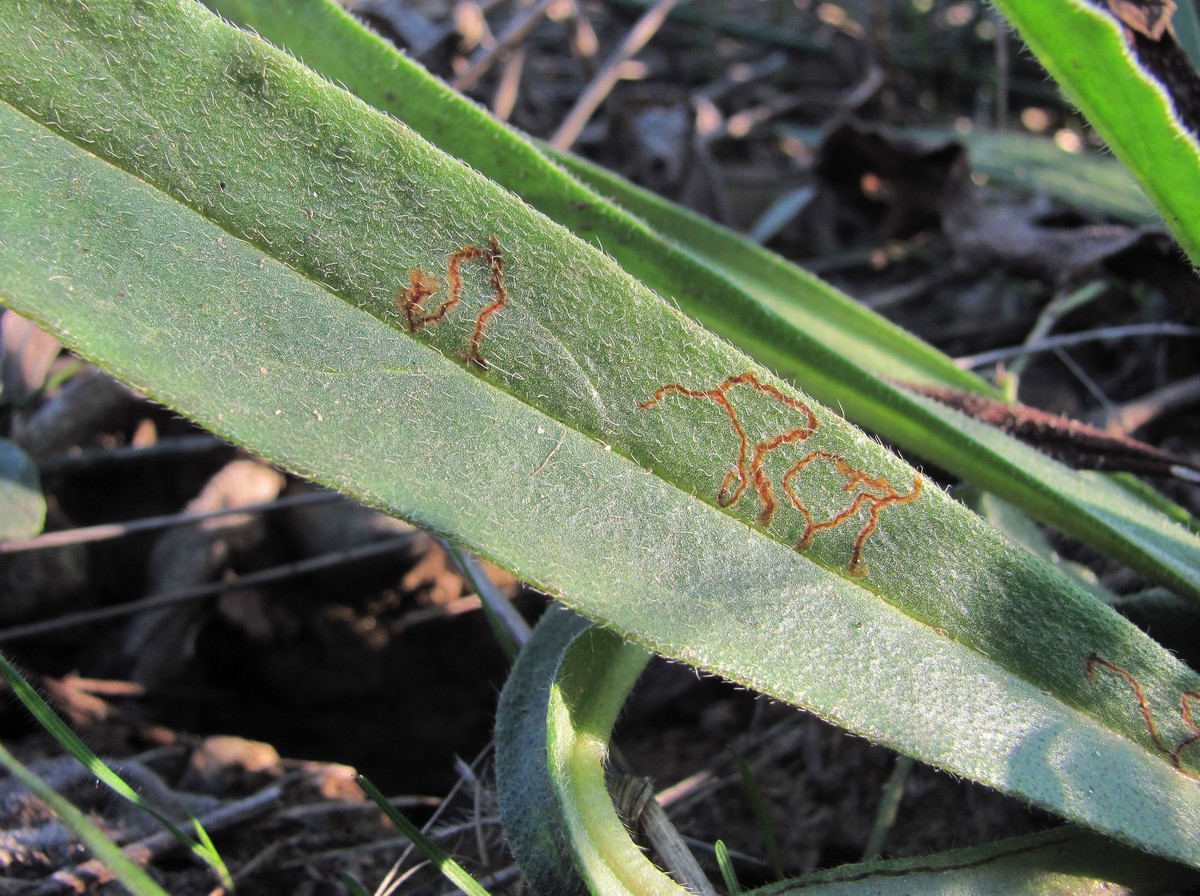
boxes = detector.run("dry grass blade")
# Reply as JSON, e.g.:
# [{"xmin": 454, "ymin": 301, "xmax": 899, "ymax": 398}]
[
  {"xmin": 902, "ymin": 382, "xmax": 1200, "ymax": 480},
  {"xmin": 0, "ymin": 535, "xmax": 413, "ymax": 642},
  {"xmin": 549, "ymin": 0, "xmax": 683, "ymax": 149},
  {"xmin": 453, "ymin": 0, "xmax": 557, "ymax": 92},
  {"xmin": 0, "ymin": 491, "xmax": 339, "ymax": 554}
]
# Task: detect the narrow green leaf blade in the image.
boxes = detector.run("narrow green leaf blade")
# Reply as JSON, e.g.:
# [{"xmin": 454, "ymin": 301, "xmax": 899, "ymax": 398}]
[
  {"xmin": 356, "ymin": 775, "xmax": 492, "ymax": 896},
  {"xmin": 778, "ymin": 124, "xmax": 1161, "ymax": 224},
  {"xmin": 0, "ymin": 651, "xmax": 229, "ymax": 882},
  {"xmin": 496, "ymin": 611, "xmax": 592, "ymax": 895},
  {"xmin": 755, "ymin": 828, "xmax": 1198, "ymax": 895},
  {"xmin": 991, "ymin": 0, "xmax": 1200, "ymax": 265},
  {"xmin": 0, "ymin": 741, "xmax": 170, "ymax": 896}
]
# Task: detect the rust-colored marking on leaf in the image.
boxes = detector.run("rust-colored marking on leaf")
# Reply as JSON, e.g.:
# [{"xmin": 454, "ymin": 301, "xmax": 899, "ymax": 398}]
[
  {"xmin": 782, "ymin": 452, "xmax": 923, "ymax": 577},
  {"xmin": 640, "ymin": 372, "xmax": 918, "ymax": 575},
  {"xmin": 396, "ymin": 236, "xmax": 508, "ymax": 369},
  {"xmin": 466, "ymin": 236, "xmax": 508, "ymax": 370},
  {"xmin": 1086, "ymin": 652, "xmax": 1200, "ymax": 780},
  {"xmin": 639, "ymin": 372, "xmax": 819, "ymax": 517},
  {"xmin": 749, "ymin": 425, "xmax": 819, "ymax": 526}
]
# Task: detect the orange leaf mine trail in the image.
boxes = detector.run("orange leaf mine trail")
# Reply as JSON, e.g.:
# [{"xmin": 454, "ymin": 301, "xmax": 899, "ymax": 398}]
[
  {"xmin": 396, "ymin": 236, "xmax": 508, "ymax": 370},
  {"xmin": 640, "ymin": 372, "xmax": 921, "ymax": 576},
  {"xmin": 1086, "ymin": 652, "xmax": 1200, "ymax": 780}
]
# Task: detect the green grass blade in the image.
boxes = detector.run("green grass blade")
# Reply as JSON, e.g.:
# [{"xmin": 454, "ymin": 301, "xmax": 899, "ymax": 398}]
[
  {"xmin": 715, "ymin": 841, "xmax": 742, "ymax": 895},
  {"xmin": 945, "ymin": 128, "xmax": 1159, "ymax": 225},
  {"xmin": 0, "ymin": 740, "xmax": 171, "ymax": 896},
  {"xmin": 203, "ymin": 0, "xmax": 1200, "ymax": 603},
  {"xmin": 6, "ymin": 0, "xmax": 1200, "ymax": 868},
  {"xmin": 0, "ymin": 652, "xmax": 230, "ymax": 885},
  {"xmin": 356, "ymin": 775, "xmax": 492, "ymax": 896},
  {"xmin": 991, "ymin": 0, "xmax": 1200, "ymax": 266},
  {"xmin": 728, "ymin": 746, "xmax": 782, "ymax": 878},
  {"xmin": 341, "ymin": 874, "xmax": 372, "ymax": 896}
]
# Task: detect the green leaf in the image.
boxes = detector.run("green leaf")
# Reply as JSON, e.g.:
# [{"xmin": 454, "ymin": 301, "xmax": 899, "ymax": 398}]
[
  {"xmin": 203, "ymin": 0, "xmax": 1200, "ymax": 603},
  {"xmin": 4, "ymin": 0, "xmax": 1200, "ymax": 870},
  {"xmin": 496, "ymin": 609, "xmax": 659, "ymax": 894},
  {"xmin": 990, "ymin": 0, "xmax": 1200, "ymax": 265},
  {"xmin": 495, "ymin": 609, "xmax": 593, "ymax": 896},
  {"xmin": 758, "ymin": 828, "xmax": 1199, "ymax": 894},
  {"xmin": 535, "ymin": 148, "xmax": 1200, "ymax": 602},
  {"xmin": 942, "ymin": 127, "xmax": 1159, "ymax": 225},
  {"xmin": 715, "ymin": 841, "xmax": 742, "ymax": 895},
  {"xmin": 0, "ymin": 437, "xmax": 44, "ymax": 539},
  {"xmin": 497, "ymin": 611, "xmax": 1200, "ymax": 894}
]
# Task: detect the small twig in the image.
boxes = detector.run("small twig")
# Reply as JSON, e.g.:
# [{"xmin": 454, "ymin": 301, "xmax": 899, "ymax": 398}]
[
  {"xmin": 861, "ymin": 267, "xmax": 963, "ymax": 311},
  {"xmin": 1095, "ymin": 373, "xmax": 1200, "ymax": 436},
  {"xmin": 564, "ymin": 0, "xmax": 600, "ymax": 76},
  {"xmin": 0, "ymin": 535, "xmax": 414, "ymax": 643},
  {"xmin": 654, "ymin": 767, "xmax": 717, "ymax": 808},
  {"xmin": 654, "ymin": 714, "xmax": 807, "ymax": 815},
  {"xmin": 614, "ymin": 775, "xmax": 718, "ymax": 896},
  {"xmin": 1054, "ymin": 346, "xmax": 1119, "ymax": 421},
  {"xmin": 277, "ymin": 795, "xmax": 439, "ymax": 823},
  {"xmin": 954, "ymin": 322, "xmax": 1200, "ymax": 369},
  {"xmin": 35, "ymin": 433, "xmax": 228, "ymax": 475},
  {"xmin": 453, "ymin": 0, "xmax": 558, "ymax": 92},
  {"xmin": 225, "ymin": 837, "xmax": 285, "ymax": 888},
  {"xmin": 549, "ymin": 0, "xmax": 683, "ymax": 150},
  {"xmin": 300, "ymin": 816, "xmax": 503, "ymax": 870},
  {"xmin": 0, "ymin": 490, "xmax": 340, "ymax": 554},
  {"xmin": 1007, "ymin": 280, "xmax": 1108, "ymax": 379},
  {"xmin": 492, "ymin": 43, "xmax": 526, "ymax": 120},
  {"xmin": 53, "ymin": 674, "xmax": 147, "ymax": 697},
  {"xmin": 681, "ymin": 835, "xmax": 772, "ymax": 872},
  {"xmin": 131, "ymin": 785, "xmax": 283, "ymax": 863}
]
